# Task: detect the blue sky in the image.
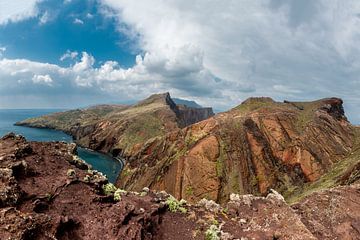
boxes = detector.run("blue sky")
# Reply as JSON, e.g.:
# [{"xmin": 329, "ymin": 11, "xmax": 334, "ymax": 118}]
[
  {"xmin": 0, "ymin": 0, "xmax": 136, "ymax": 67},
  {"xmin": 0, "ymin": 0, "xmax": 359, "ymax": 124}
]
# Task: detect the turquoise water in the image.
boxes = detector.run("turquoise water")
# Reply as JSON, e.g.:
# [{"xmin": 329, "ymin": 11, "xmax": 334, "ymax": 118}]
[{"xmin": 0, "ymin": 109, "xmax": 122, "ymax": 183}]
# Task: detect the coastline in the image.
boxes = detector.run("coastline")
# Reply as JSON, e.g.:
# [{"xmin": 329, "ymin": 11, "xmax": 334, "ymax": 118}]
[{"xmin": 12, "ymin": 121, "xmax": 124, "ymax": 183}]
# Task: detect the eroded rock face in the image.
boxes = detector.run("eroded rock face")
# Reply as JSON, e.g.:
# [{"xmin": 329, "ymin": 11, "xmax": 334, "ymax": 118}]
[
  {"xmin": 1, "ymin": 134, "xmax": 360, "ymax": 239},
  {"xmin": 118, "ymin": 97, "xmax": 356, "ymax": 203}
]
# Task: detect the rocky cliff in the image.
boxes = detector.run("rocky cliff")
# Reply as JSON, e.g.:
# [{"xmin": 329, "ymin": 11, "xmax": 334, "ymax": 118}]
[
  {"xmin": 117, "ymin": 97, "xmax": 359, "ymax": 204},
  {"xmin": 1, "ymin": 133, "xmax": 360, "ymax": 239},
  {"xmin": 16, "ymin": 93, "xmax": 214, "ymax": 158}
]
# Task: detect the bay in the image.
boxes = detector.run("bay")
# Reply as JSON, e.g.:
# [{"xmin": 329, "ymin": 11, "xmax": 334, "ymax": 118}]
[{"xmin": 0, "ymin": 109, "xmax": 122, "ymax": 183}]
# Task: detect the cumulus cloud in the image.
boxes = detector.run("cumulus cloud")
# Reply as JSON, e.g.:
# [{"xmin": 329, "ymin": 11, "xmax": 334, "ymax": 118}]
[
  {"xmin": 1, "ymin": 0, "xmax": 360, "ymax": 123},
  {"xmin": 97, "ymin": 0, "xmax": 360, "ymax": 122},
  {"xmin": 0, "ymin": 0, "xmax": 40, "ymax": 25},
  {"xmin": 32, "ymin": 74, "xmax": 53, "ymax": 86},
  {"xmin": 60, "ymin": 50, "xmax": 79, "ymax": 61}
]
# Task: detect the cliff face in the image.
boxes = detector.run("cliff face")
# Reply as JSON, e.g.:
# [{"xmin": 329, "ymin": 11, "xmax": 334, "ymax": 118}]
[
  {"xmin": 118, "ymin": 97, "xmax": 358, "ymax": 203},
  {"xmin": 16, "ymin": 93, "xmax": 214, "ymax": 158},
  {"xmin": 176, "ymin": 105, "xmax": 215, "ymax": 128},
  {"xmin": 1, "ymin": 133, "xmax": 360, "ymax": 239}
]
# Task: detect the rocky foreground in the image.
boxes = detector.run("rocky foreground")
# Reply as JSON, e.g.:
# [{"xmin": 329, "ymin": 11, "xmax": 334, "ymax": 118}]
[{"xmin": 1, "ymin": 133, "xmax": 360, "ymax": 239}]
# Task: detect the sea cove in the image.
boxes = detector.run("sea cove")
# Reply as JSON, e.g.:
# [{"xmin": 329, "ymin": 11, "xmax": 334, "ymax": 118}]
[{"xmin": 0, "ymin": 109, "xmax": 122, "ymax": 183}]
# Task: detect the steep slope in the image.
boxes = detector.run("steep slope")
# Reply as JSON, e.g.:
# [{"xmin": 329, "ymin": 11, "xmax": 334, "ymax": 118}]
[
  {"xmin": 16, "ymin": 93, "xmax": 214, "ymax": 157},
  {"xmin": 1, "ymin": 133, "xmax": 360, "ymax": 239},
  {"xmin": 117, "ymin": 97, "xmax": 357, "ymax": 203}
]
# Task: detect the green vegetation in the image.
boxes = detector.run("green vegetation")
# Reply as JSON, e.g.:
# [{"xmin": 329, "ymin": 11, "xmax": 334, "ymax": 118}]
[
  {"xmin": 285, "ymin": 129, "xmax": 360, "ymax": 203},
  {"xmin": 234, "ymin": 97, "xmax": 277, "ymax": 114},
  {"xmin": 121, "ymin": 168, "xmax": 132, "ymax": 178},
  {"xmin": 184, "ymin": 130, "xmax": 208, "ymax": 147},
  {"xmin": 165, "ymin": 196, "xmax": 187, "ymax": 213},
  {"xmin": 102, "ymin": 183, "xmax": 125, "ymax": 202},
  {"xmin": 119, "ymin": 113, "xmax": 164, "ymax": 150},
  {"xmin": 102, "ymin": 183, "xmax": 117, "ymax": 196},
  {"xmin": 185, "ymin": 186, "xmax": 194, "ymax": 196},
  {"xmin": 114, "ymin": 189, "xmax": 124, "ymax": 201},
  {"xmin": 229, "ymin": 170, "xmax": 241, "ymax": 194},
  {"xmin": 291, "ymin": 101, "xmax": 323, "ymax": 132},
  {"xmin": 205, "ymin": 225, "xmax": 220, "ymax": 240},
  {"xmin": 249, "ymin": 175, "xmax": 258, "ymax": 188}
]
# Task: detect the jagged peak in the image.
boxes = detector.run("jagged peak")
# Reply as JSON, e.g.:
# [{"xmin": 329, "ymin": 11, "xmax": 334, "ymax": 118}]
[
  {"xmin": 134, "ymin": 92, "xmax": 176, "ymax": 108},
  {"xmin": 284, "ymin": 97, "xmax": 347, "ymax": 121}
]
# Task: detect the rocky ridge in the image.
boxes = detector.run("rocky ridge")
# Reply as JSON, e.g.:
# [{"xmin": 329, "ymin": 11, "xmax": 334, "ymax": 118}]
[
  {"xmin": 117, "ymin": 97, "xmax": 359, "ymax": 204},
  {"xmin": 1, "ymin": 133, "xmax": 360, "ymax": 239}
]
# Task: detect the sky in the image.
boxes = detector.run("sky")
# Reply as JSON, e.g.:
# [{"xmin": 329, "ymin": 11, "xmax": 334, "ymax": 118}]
[{"xmin": 0, "ymin": 0, "xmax": 359, "ymax": 123}]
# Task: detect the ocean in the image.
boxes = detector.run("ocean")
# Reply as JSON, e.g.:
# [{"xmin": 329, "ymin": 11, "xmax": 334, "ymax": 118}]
[{"xmin": 0, "ymin": 109, "xmax": 122, "ymax": 183}]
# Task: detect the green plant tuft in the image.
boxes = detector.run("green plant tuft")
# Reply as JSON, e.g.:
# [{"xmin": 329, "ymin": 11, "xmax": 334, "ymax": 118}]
[
  {"xmin": 165, "ymin": 195, "xmax": 187, "ymax": 213},
  {"xmin": 114, "ymin": 189, "xmax": 123, "ymax": 201},
  {"xmin": 205, "ymin": 225, "xmax": 220, "ymax": 240},
  {"xmin": 102, "ymin": 183, "xmax": 117, "ymax": 196}
]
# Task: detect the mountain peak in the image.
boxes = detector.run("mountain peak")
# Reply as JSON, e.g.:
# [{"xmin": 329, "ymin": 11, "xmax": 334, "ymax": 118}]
[{"xmin": 134, "ymin": 92, "xmax": 175, "ymax": 108}]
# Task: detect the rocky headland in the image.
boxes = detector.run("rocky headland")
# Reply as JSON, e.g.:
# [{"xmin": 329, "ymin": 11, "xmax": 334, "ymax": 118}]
[
  {"xmin": 16, "ymin": 93, "xmax": 214, "ymax": 158},
  {"xmin": 117, "ymin": 97, "xmax": 360, "ymax": 204}
]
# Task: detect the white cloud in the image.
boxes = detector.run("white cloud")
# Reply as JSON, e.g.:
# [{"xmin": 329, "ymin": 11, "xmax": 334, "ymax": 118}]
[
  {"xmin": 0, "ymin": 0, "xmax": 40, "ymax": 25},
  {"xmin": 60, "ymin": 50, "xmax": 79, "ymax": 61},
  {"xmin": 39, "ymin": 11, "xmax": 49, "ymax": 25},
  {"xmin": 1, "ymin": 0, "xmax": 360, "ymax": 123},
  {"xmin": 73, "ymin": 18, "xmax": 84, "ymax": 25},
  {"xmin": 97, "ymin": 0, "xmax": 360, "ymax": 122},
  {"xmin": 73, "ymin": 52, "xmax": 94, "ymax": 72},
  {"xmin": 86, "ymin": 13, "xmax": 94, "ymax": 19},
  {"xmin": 32, "ymin": 74, "xmax": 53, "ymax": 86}
]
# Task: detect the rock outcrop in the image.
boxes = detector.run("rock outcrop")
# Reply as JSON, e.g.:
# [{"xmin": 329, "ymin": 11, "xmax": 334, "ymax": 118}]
[
  {"xmin": 1, "ymin": 133, "xmax": 360, "ymax": 239},
  {"xmin": 117, "ymin": 97, "xmax": 358, "ymax": 204},
  {"xmin": 16, "ymin": 93, "xmax": 214, "ymax": 158}
]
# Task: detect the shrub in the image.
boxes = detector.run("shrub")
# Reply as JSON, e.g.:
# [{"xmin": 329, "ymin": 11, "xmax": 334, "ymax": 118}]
[
  {"xmin": 205, "ymin": 225, "xmax": 220, "ymax": 240},
  {"xmin": 165, "ymin": 195, "xmax": 187, "ymax": 213},
  {"xmin": 102, "ymin": 183, "xmax": 117, "ymax": 196},
  {"xmin": 114, "ymin": 189, "xmax": 122, "ymax": 201}
]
